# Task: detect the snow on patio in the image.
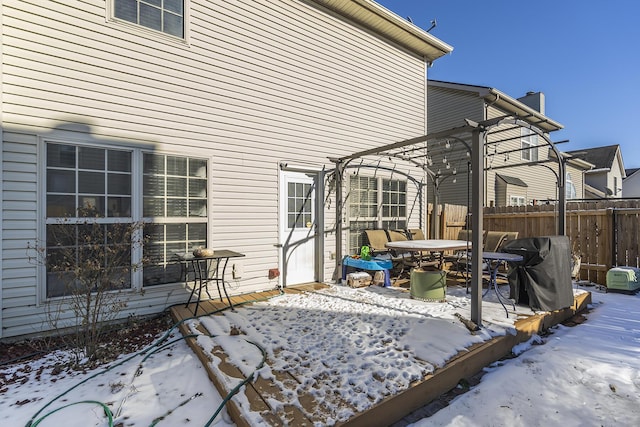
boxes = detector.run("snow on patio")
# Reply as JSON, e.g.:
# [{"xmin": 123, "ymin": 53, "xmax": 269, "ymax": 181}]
[
  {"xmin": 183, "ymin": 283, "xmax": 542, "ymax": 424},
  {"xmin": 2, "ymin": 282, "xmax": 600, "ymax": 427}
]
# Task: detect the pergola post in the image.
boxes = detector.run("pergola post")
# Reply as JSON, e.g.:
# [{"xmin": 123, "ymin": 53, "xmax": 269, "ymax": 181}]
[
  {"xmin": 470, "ymin": 127, "xmax": 485, "ymax": 327},
  {"xmin": 557, "ymin": 156, "xmax": 567, "ymax": 236},
  {"xmin": 334, "ymin": 160, "xmax": 344, "ymax": 272}
]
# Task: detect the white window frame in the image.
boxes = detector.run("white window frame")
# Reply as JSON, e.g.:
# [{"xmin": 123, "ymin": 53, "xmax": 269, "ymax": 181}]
[
  {"xmin": 109, "ymin": 0, "xmax": 189, "ymax": 41},
  {"xmin": 348, "ymin": 175, "xmax": 407, "ymax": 254},
  {"xmin": 41, "ymin": 139, "xmax": 211, "ymax": 300},
  {"xmin": 509, "ymin": 195, "xmax": 526, "ymax": 206},
  {"xmin": 521, "ymin": 128, "xmax": 538, "ymax": 162}
]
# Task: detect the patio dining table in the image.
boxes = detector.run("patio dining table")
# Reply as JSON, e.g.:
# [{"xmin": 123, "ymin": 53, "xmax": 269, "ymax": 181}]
[{"xmin": 384, "ymin": 239, "xmax": 470, "ymax": 269}]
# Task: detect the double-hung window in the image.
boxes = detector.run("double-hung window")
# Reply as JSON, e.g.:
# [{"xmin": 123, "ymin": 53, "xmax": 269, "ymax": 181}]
[
  {"xmin": 113, "ymin": 0, "xmax": 184, "ymax": 38},
  {"xmin": 142, "ymin": 153, "xmax": 208, "ymax": 286},
  {"xmin": 521, "ymin": 128, "xmax": 538, "ymax": 162},
  {"xmin": 45, "ymin": 142, "xmax": 208, "ymax": 298},
  {"xmin": 348, "ymin": 176, "xmax": 407, "ymax": 254}
]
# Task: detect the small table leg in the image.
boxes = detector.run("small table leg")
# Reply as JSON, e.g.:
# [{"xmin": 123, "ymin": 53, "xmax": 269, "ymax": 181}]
[
  {"xmin": 219, "ymin": 258, "xmax": 234, "ymax": 309},
  {"xmin": 490, "ymin": 262, "xmax": 515, "ymax": 317}
]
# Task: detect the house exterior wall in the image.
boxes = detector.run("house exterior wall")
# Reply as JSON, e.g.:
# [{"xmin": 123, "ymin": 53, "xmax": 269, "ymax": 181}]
[
  {"xmin": 0, "ymin": 0, "xmax": 433, "ymax": 338},
  {"xmin": 426, "ymin": 86, "xmax": 483, "ymax": 206},
  {"xmin": 427, "ymin": 87, "xmax": 562, "ymax": 207},
  {"xmin": 585, "ymin": 170, "xmax": 616, "ymax": 197},
  {"xmin": 609, "ymin": 153, "xmax": 625, "ymax": 197},
  {"xmin": 566, "ymin": 162, "xmax": 586, "ymax": 199},
  {"xmin": 583, "ymin": 148, "xmax": 625, "ymax": 198},
  {"xmin": 623, "ymin": 171, "xmax": 640, "ymax": 197}
]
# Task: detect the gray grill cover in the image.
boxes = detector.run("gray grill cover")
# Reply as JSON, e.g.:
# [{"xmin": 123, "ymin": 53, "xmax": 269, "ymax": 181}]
[{"xmin": 501, "ymin": 236, "xmax": 574, "ymax": 312}]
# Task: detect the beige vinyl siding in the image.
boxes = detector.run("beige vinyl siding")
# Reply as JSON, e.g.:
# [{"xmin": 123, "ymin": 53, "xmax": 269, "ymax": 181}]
[
  {"xmin": 1, "ymin": 0, "xmax": 429, "ymax": 337},
  {"xmin": 427, "ymin": 94, "xmax": 561, "ymax": 207},
  {"xmin": 484, "ymin": 105, "xmax": 558, "ymax": 206},
  {"xmin": 566, "ymin": 163, "xmax": 585, "ymax": 199},
  {"xmin": 1, "ymin": 132, "xmax": 39, "ymax": 337},
  {"xmin": 428, "ymin": 87, "xmax": 484, "ymax": 133},
  {"xmin": 426, "ymin": 87, "xmax": 484, "ymax": 205}
]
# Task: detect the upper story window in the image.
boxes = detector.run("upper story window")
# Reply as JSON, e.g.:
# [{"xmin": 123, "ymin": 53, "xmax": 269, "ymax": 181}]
[
  {"xmin": 521, "ymin": 128, "xmax": 538, "ymax": 162},
  {"xmin": 114, "ymin": 0, "xmax": 184, "ymax": 38},
  {"xmin": 566, "ymin": 172, "xmax": 577, "ymax": 199}
]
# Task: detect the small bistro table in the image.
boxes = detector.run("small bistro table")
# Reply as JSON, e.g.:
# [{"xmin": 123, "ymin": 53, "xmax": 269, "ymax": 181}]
[
  {"xmin": 480, "ymin": 251, "xmax": 524, "ymax": 317},
  {"xmin": 177, "ymin": 250, "xmax": 245, "ymax": 315}
]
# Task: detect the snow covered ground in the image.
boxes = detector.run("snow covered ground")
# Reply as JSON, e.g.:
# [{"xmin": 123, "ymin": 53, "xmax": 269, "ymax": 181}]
[{"xmin": 1, "ymin": 282, "xmax": 638, "ymax": 427}]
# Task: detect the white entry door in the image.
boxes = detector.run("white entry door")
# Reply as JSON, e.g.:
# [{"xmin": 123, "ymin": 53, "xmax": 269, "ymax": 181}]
[{"xmin": 280, "ymin": 172, "xmax": 316, "ymax": 285}]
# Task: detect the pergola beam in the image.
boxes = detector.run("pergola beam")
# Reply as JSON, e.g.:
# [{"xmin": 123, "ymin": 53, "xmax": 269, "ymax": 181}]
[{"xmin": 337, "ymin": 125, "xmax": 474, "ymax": 163}]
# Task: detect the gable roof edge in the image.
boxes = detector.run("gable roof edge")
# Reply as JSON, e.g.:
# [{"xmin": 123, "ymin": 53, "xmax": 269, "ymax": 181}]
[{"xmin": 311, "ymin": 0, "xmax": 453, "ymax": 61}]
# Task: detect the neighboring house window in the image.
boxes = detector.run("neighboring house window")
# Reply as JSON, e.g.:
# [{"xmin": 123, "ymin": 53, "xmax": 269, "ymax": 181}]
[
  {"xmin": 113, "ymin": 0, "xmax": 184, "ymax": 38},
  {"xmin": 566, "ymin": 172, "xmax": 577, "ymax": 199},
  {"xmin": 521, "ymin": 128, "xmax": 538, "ymax": 162},
  {"xmin": 45, "ymin": 142, "xmax": 208, "ymax": 297},
  {"xmin": 348, "ymin": 176, "xmax": 407, "ymax": 254},
  {"xmin": 509, "ymin": 195, "xmax": 526, "ymax": 206},
  {"xmin": 614, "ymin": 177, "xmax": 618, "ymax": 196}
]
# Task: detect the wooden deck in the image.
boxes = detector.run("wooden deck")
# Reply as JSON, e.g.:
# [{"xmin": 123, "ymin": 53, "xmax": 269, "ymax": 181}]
[{"xmin": 170, "ymin": 282, "xmax": 591, "ymax": 426}]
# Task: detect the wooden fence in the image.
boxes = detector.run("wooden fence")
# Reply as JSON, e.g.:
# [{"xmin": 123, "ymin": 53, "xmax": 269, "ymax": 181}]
[{"xmin": 434, "ymin": 200, "xmax": 640, "ymax": 285}]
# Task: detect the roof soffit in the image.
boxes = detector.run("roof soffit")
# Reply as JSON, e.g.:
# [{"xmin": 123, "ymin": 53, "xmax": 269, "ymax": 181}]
[{"xmin": 310, "ymin": 0, "xmax": 453, "ymax": 61}]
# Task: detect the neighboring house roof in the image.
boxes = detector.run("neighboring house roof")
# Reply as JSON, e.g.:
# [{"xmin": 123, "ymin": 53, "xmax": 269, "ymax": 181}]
[
  {"xmin": 566, "ymin": 145, "xmax": 620, "ymax": 171},
  {"xmin": 497, "ymin": 174, "xmax": 527, "ymax": 187},
  {"xmin": 314, "ymin": 0, "xmax": 453, "ymax": 61},
  {"xmin": 624, "ymin": 168, "xmax": 640, "ymax": 179},
  {"xmin": 427, "ymin": 80, "xmax": 564, "ymax": 133},
  {"xmin": 548, "ymin": 150, "xmax": 594, "ymax": 171}
]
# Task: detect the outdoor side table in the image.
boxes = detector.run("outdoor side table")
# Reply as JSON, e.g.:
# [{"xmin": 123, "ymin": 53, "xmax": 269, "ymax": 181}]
[
  {"xmin": 482, "ymin": 251, "xmax": 523, "ymax": 317},
  {"xmin": 177, "ymin": 250, "xmax": 245, "ymax": 315}
]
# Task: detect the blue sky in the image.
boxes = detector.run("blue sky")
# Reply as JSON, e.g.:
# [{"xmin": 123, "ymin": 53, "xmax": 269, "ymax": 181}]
[{"xmin": 376, "ymin": 0, "xmax": 640, "ymax": 168}]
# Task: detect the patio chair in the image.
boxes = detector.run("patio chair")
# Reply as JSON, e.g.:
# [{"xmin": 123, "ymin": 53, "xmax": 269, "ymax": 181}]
[
  {"xmin": 484, "ymin": 231, "xmax": 509, "ymax": 252},
  {"xmin": 446, "ymin": 229, "xmax": 474, "ymax": 276},
  {"xmin": 455, "ymin": 231, "xmax": 508, "ymax": 292},
  {"xmin": 383, "ymin": 230, "xmax": 424, "ymax": 276},
  {"xmin": 364, "ymin": 229, "xmax": 391, "ymax": 257},
  {"xmin": 408, "ymin": 228, "xmax": 426, "ymax": 240},
  {"xmin": 496, "ymin": 231, "xmax": 519, "ymax": 274}
]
